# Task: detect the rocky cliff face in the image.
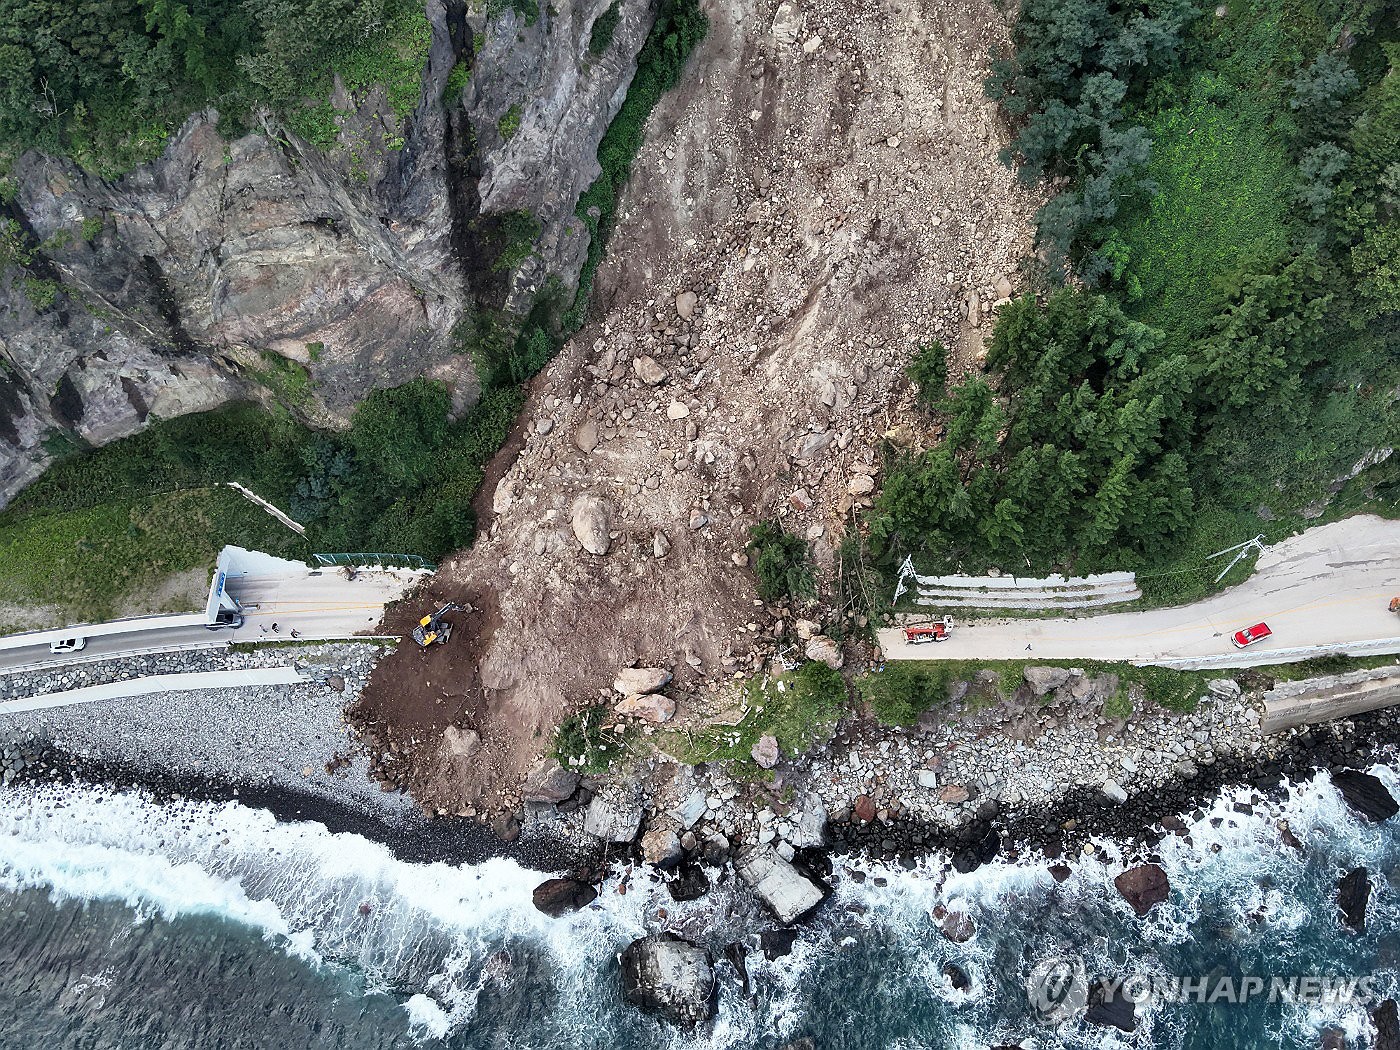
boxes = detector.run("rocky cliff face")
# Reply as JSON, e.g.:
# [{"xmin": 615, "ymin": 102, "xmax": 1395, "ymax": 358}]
[{"xmin": 0, "ymin": 0, "xmax": 654, "ymax": 506}]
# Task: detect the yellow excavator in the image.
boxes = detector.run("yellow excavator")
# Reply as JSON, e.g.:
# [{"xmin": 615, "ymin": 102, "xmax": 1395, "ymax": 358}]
[{"xmin": 412, "ymin": 603, "xmax": 462, "ymax": 648}]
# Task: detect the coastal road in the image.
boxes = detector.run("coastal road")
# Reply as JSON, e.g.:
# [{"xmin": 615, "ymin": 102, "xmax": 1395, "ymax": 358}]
[
  {"xmin": 0, "ymin": 568, "xmax": 418, "ymax": 674},
  {"xmin": 877, "ymin": 515, "xmax": 1400, "ymax": 669}
]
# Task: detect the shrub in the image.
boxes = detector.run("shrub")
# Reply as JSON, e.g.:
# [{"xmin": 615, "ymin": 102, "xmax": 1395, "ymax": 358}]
[
  {"xmin": 497, "ymin": 103, "xmax": 523, "ymax": 140},
  {"xmin": 906, "ymin": 341, "xmax": 947, "ymax": 408},
  {"xmin": 589, "ymin": 1, "xmax": 622, "ymax": 54},
  {"xmin": 746, "ymin": 521, "xmax": 813, "ymax": 602}
]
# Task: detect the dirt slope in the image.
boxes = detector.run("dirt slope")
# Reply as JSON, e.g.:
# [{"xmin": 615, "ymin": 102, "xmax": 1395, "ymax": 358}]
[{"xmin": 355, "ymin": 0, "xmax": 1040, "ymax": 814}]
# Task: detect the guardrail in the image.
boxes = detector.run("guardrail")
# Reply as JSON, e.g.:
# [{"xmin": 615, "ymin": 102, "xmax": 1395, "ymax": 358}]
[
  {"xmin": 1148, "ymin": 637, "xmax": 1400, "ymax": 671},
  {"xmin": 893, "ymin": 558, "xmax": 1141, "ymax": 610}
]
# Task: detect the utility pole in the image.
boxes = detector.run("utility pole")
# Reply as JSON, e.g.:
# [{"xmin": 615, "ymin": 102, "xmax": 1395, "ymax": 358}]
[
  {"xmin": 892, "ymin": 555, "xmax": 915, "ymax": 603},
  {"xmin": 1206, "ymin": 534, "xmax": 1267, "ymax": 585}
]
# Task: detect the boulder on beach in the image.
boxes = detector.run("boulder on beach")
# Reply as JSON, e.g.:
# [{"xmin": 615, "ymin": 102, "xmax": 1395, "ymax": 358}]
[
  {"xmin": 583, "ymin": 792, "xmax": 643, "ymax": 843},
  {"xmin": 951, "ymin": 826, "xmax": 1000, "ymax": 874},
  {"xmin": 1373, "ymin": 998, "xmax": 1400, "ymax": 1050},
  {"xmin": 788, "ymin": 792, "xmax": 828, "ymax": 849},
  {"xmin": 1114, "ymin": 863, "xmax": 1169, "ymax": 916},
  {"xmin": 1086, "ymin": 977, "xmax": 1136, "ymax": 1032},
  {"xmin": 932, "ymin": 904, "xmax": 975, "ymax": 943},
  {"xmin": 1048, "ymin": 863, "xmax": 1072, "ymax": 883},
  {"xmin": 641, "ymin": 826, "xmax": 684, "ymax": 868},
  {"xmin": 1339, "ymin": 867, "xmax": 1371, "ymax": 933},
  {"xmin": 668, "ymin": 863, "xmax": 710, "ymax": 902},
  {"xmin": 614, "ymin": 666, "xmax": 673, "ymax": 695},
  {"xmin": 521, "ymin": 757, "xmax": 579, "ymax": 804},
  {"xmin": 736, "ymin": 844, "xmax": 827, "ymax": 925},
  {"xmin": 1332, "ymin": 770, "xmax": 1399, "ymax": 822},
  {"xmin": 532, "ymin": 878, "xmax": 597, "ymax": 917},
  {"xmin": 619, "ymin": 933, "xmax": 716, "ymax": 1025}
]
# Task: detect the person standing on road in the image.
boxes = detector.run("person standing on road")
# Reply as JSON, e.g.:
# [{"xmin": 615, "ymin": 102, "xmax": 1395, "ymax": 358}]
[{"xmin": 271, "ymin": 622, "xmax": 279, "ymax": 634}]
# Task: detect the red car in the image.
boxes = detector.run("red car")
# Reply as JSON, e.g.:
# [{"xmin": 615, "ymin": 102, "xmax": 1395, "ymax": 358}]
[{"xmin": 1232, "ymin": 622, "xmax": 1272, "ymax": 648}]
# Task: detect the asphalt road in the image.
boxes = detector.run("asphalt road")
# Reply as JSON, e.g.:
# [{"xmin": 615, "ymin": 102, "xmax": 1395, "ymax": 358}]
[
  {"xmin": 0, "ymin": 568, "xmax": 418, "ymax": 673},
  {"xmin": 878, "ymin": 515, "xmax": 1400, "ymax": 669}
]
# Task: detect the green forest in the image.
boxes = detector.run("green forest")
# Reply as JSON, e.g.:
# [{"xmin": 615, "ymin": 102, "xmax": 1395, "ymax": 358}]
[
  {"xmin": 873, "ymin": 0, "xmax": 1399, "ymax": 602},
  {"xmin": 0, "ymin": 0, "xmax": 433, "ymax": 173}
]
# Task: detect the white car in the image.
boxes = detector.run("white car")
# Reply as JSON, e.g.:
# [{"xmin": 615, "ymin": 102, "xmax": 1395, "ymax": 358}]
[{"xmin": 49, "ymin": 636, "xmax": 87, "ymax": 654}]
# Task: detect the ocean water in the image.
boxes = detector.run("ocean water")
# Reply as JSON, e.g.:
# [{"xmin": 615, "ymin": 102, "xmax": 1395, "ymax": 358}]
[{"xmin": 1, "ymin": 767, "xmax": 1398, "ymax": 1050}]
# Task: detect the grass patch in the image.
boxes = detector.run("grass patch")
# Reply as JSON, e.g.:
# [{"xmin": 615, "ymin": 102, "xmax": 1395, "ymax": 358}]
[
  {"xmin": 247, "ymin": 351, "xmax": 315, "ymax": 408},
  {"xmin": 497, "ymin": 103, "xmax": 523, "ymax": 141},
  {"xmin": 669, "ymin": 662, "xmax": 846, "ymax": 778},
  {"xmin": 0, "ymin": 487, "xmax": 308, "ymax": 623},
  {"xmin": 554, "ymin": 703, "xmax": 636, "ymax": 774},
  {"xmin": 1115, "ymin": 81, "xmax": 1297, "ymax": 344}
]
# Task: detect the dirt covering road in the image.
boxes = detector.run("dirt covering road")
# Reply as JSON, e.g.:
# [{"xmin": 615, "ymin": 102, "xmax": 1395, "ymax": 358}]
[
  {"xmin": 354, "ymin": 0, "xmax": 1039, "ymax": 815},
  {"xmin": 878, "ymin": 515, "xmax": 1400, "ymax": 669}
]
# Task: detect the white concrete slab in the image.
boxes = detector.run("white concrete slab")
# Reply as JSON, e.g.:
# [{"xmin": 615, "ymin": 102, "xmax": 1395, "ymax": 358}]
[{"xmin": 0, "ymin": 667, "xmax": 310, "ymax": 714}]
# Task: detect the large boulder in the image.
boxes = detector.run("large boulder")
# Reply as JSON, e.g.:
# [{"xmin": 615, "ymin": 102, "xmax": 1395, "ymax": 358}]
[
  {"xmin": 614, "ymin": 666, "xmax": 673, "ymax": 695},
  {"xmin": 735, "ymin": 844, "xmax": 827, "ymax": 925},
  {"xmin": 788, "ymin": 792, "xmax": 828, "ymax": 849},
  {"xmin": 521, "ymin": 757, "xmax": 579, "ymax": 804},
  {"xmin": 1339, "ymin": 867, "xmax": 1371, "ymax": 933},
  {"xmin": 632, "ymin": 355, "xmax": 668, "ymax": 385},
  {"xmin": 668, "ymin": 863, "xmax": 710, "ymax": 902},
  {"xmin": 1373, "ymin": 999, "xmax": 1400, "ymax": 1050},
  {"xmin": 616, "ymin": 693, "xmax": 677, "ymax": 723},
  {"xmin": 570, "ymin": 494, "xmax": 614, "ymax": 555},
  {"xmin": 1023, "ymin": 666, "xmax": 1072, "ymax": 696},
  {"xmin": 1086, "ymin": 978, "xmax": 1136, "ymax": 1032},
  {"xmin": 583, "ymin": 792, "xmax": 643, "ymax": 843},
  {"xmin": 1114, "ymin": 863, "xmax": 1169, "ymax": 917},
  {"xmin": 1332, "ymin": 770, "xmax": 1399, "ymax": 822},
  {"xmin": 932, "ymin": 905, "xmax": 975, "ymax": 943},
  {"xmin": 804, "ymin": 635, "xmax": 844, "ymax": 669},
  {"xmin": 641, "ymin": 826, "xmax": 684, "ymax": 868},
  {"xmin": 620, "ymin": 933, "xmax": 716, "ymax": 1025},
  {"xmin": 532, "ymin": 878, "xmax": 597, "ymax": 917}
]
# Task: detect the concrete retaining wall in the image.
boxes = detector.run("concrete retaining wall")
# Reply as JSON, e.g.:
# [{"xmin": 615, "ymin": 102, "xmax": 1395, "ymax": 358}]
[
  {"xmin": 0, "ymin": 667, "xmax": 311, "ymax": 715},
  {"xmin": 1260, "ymin": 666, "xmax": 1400, "ymax": 734}
]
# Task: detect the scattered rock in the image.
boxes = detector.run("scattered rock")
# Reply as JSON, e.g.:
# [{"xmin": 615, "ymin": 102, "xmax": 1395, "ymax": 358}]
[
  {"xmin": 794, "ymin": 619, "xmax": 820, "ymax": 640},
  {"xmin": 570, "ymin": 494, "xmax": 614, "ymax": 555},
  {"xmin": 532, "ymin": 878, "xmax": 597, "ymax": 917},
  {"xmin": 667, "ymin": 401, "xmax": 690, "ymax": 420},
  {"xmin": 1339, "ymin": 867, "xmax": 1371, "ymax": 933},
  {"xmin": 751, "ymin": 734, "xmax": 780, "ymax": 769},
  {"xmin": 633, "ymin": 356, "xmax": 668, "ymax": 385},
  {"xmin": 490, "ymin": 810, "xmax": 521, "ymax": 843},
  {"xmin": 674, "ymin": 290, "xmax": 698, "ymax": 320},
  {"xmin": 653, "ymin": 531, "xmax": 671, "ymax": 558},
  {"xmin": 521, "ymin": 757, "xmax": 579, "ymax": 803},
  {"xmin": 1114, "ymin": 863, "xmax": 1169, "ymax": 917},
  {"xmin": 620, "ymin": 933, "xmax": 716, "ymax": 1025},
  {"xmin": 846, "ymin": 473, "xmax": 875, "ymax": 496},
  {"xmin": 616, "ymin": 692, "xmax": 677, "ymax": 723},
  {"xmin": 441, "ymin": 725, "xmax": 480, "ymax": 760},
  {"xmin": 614, "ymin": 667, "xmax": 672, "ymax": 695},
  {"xmin": 1332, "ymin": 770, "xmax": 1399, "ymax": 822},
  {"xmin": 574, "ymin": 419, "xmax": 599, "ymax": 453}
]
